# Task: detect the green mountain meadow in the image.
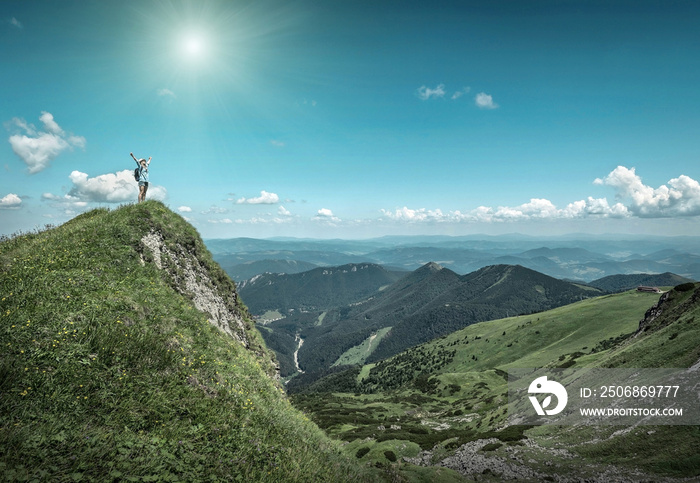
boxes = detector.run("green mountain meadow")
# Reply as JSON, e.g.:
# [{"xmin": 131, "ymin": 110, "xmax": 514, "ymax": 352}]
[{"xmin": 292, "ymin": 285, "xmax": 700, "ymax": 481}]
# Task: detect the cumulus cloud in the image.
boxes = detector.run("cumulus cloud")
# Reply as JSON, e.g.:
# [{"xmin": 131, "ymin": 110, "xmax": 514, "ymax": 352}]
[
  {"xmin": 381, "ymin": 167, "xmax": 700, "ymax": 226},
  {"xmin": 0, "ymin": 193, "xmax": 22, "ymax": 209},
  {"xmin": 417, "ymin": 84, "xmax": 446, "ymax": 100},
  {"xmin": 68, "ymin": 170, "xmax": 137, "ymax": 202},
  {"xmin": 236, "ymin": 190, "xmax": 279, "ymax": 204},
  {"xmin": 43, "ymin": 170, "xmax": 166, "ymax": 205},
  {"xmin": 475, "ymin": 92, "xmax": 498, "ymax": 109},
  {"xmin": 381, "ymin": 196, "xmax": 629, "ymax": 224},
  {"xmin": 178, "ymin": 206, "xmax": 192, "ymax": 213},
  {"xmin": 10, "ymin": 17, "xmax": 22, "ymax": 28},
  {"xmin": 562, "ymin": 197, "xmax": 629, "ymax": 218},
  {"xmin": 6, "ymin": 112, "xmax": 86, "ymax": 174},
  {"xmin": 314, "ymin": 208, "xmax": 341, "ymax": 223},
  {"xmin": 278, "ymin": 205, "xmax": 291, "ymax": 216},
  {"xmin": 595, "ymin": 166, "xmax": 700, "ymax": 217},
  {"xmin": 380, "ymin": 206, "xmax": 445, "ymax": 222}
]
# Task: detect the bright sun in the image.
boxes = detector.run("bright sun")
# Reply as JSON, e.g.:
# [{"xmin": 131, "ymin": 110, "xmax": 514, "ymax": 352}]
[{"xmin": 182, "ymin": 35, "xmax": 206, "ymax": 58}]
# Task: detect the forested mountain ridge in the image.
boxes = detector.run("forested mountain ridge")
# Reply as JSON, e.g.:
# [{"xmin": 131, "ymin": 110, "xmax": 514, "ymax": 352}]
[
  {"xmin": 238, "ymin": 262, "xmax": 406, "ymax": 314},
  {"xmin": 277, "ymin": 263, "xmax": 603, "ymax": 379}
]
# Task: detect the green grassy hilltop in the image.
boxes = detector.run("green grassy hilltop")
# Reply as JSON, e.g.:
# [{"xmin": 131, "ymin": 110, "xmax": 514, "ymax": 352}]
[{"xmin": 0, "ymin": 202, "xmax": 374, "ymax": 482}]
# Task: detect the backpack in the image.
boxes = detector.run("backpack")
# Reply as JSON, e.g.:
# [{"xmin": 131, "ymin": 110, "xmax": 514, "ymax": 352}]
[{"xmin": 134, "ymin": 167, "xmax": 140, "ymax": 182}]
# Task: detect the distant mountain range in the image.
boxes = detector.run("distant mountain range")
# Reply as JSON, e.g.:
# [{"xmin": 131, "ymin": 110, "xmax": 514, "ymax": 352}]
[
  {"xmin": 244, "ymin": 260, "xmax": 606, "ymax": 378},
  {"xmin": 207, "ymin": 235, "xmax": 700, "ymax": 282}
]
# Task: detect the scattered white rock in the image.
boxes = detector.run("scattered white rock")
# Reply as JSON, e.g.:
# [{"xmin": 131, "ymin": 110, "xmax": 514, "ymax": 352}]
[{"xmin": 141, "ymin": 231, "xmax": 247, "ymax": 346}]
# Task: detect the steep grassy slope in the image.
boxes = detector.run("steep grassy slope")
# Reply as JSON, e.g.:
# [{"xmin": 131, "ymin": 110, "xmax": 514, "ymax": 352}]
[{"xmin": 0, "ymin": 202, "xmax": 373, "ymax": 482}]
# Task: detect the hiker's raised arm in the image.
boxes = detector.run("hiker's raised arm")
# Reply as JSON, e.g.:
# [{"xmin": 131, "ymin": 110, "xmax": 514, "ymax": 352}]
[{"xmin": 130, "ymin": 152, "xmax": 139, "ymax": 164}]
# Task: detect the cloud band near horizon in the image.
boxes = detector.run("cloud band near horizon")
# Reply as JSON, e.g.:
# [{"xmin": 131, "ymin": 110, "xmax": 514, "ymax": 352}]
[{"xmin": 381, "ymin": 166, "xmax": 700, "ymax": 224}]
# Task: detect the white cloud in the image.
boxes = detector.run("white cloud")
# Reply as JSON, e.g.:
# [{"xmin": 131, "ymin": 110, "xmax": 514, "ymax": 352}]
[
  {"xmin": 43, "ymin": 170, "xmax": 166, "ymax": 204},
  {"xmin": 381, "ymin": 167, "xmax": 700, "ymax": 226},
  {"xmin": 475, "ymin": 92, "xmax": 498, "ymax": 109},
  {"xmin": 200, "ymin": 205, "xmax": 228, "ymax": 215},
  {"xmin": 417, "ymin": 84, "xmax": 446, "ymax": 100},
  {"xmin": 10, "ymin": 17, "xmax": 22, "ymax": 29},
  {"xmin": 382, "ymin": 196, "xmax": 629, "ymax": 224},
  {"xmin": 0, "ymin": 193, "xmax": 22, "ymax": 209},
  {"xmin": 278, "ymin": 205, "xmax": 291, "ymax": 216},
  {"xmin": 595, "ymin": 166, "xmax": 700, "ymax": 217},
  {"xmin": 451, "ymin": 87, "xmax": 471, "ymax": 100},
  {"xmin": 236, "ymin": 190, "xmax": 279, "ymax": 204},
  {"xmin": 39, "ymin": 112, "xmax": 63, "ymax": 135},
  {"xmin": 6, "ymin": 112, "xmax": 86, "ymax": 174},
  {"xmin": 314, "ymin": 208, "xmax": 341, "ymax": 223},
  {"xmin": 41, "ymin": 192, "xmax": 88, "ymax": 209},
  {"xmin": 157, "ymin": 88, "xmax": 176, "ymax": 98},
  {"xmin": 562, "ymin": 197, "xmax": 628, "ymax": 218},
  {"xmin": 68, "ymin": 170, "xmax": 136, "ymax": 202},
  {"xmin": 270, "ymin": 140, "xmax": 285, "ymax": 148},
  {"xmin": 380, "ymin": 206, "xmax": 445, "ymax": 222},
  {"xmin": 178, "ymin": 206, "xmax": 192, "ymax": 213},
  {"xmin": 201, "ymin": 205, "xmax": 229, "ymax": 215}
]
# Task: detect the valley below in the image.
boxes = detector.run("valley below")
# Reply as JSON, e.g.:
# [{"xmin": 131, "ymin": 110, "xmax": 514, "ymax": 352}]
[
  {"xmin": 215, "ymin": 235, "xmax": 700, "ymax": 482},
  {"xmin": 288, "ymin": 288, "xmax": 700, "ymax": 481}
]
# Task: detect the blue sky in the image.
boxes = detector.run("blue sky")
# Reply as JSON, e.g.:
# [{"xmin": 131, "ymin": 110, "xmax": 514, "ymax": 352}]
[{"xmin": 2, "ymin": 0, "xmax": 700, "ymax": 239}]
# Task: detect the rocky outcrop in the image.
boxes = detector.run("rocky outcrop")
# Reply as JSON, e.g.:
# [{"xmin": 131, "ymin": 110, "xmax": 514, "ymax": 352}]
[
  {"xmin": 407, "ymin": 437, "xmax": 683, "ymax": 482},
  {"xmin": 141, "ymin": 231, "xmax": 249, "ymax": 347},
  {"xmin": 635, "ymin": 291, "xmax": 671, "ymax": 336},
  {"xmin": 635, "ymin": 282, "xmax": 700, "ymax": 336},
  {"xmin": 406, "ymin": 438, "xmax": 546, "ymax": 480}
]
